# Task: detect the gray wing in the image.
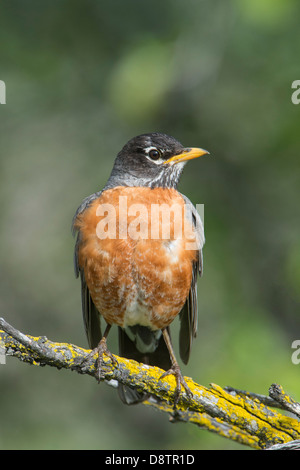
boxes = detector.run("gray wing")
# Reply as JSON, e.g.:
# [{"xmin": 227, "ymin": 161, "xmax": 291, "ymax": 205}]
[
  {"xmin": 72, "ymin": 191, "xmax": 103, "ymax": 349},
  {"xmin": 178, "ymin": 193, "xmax": 205, "ymax": 364}
]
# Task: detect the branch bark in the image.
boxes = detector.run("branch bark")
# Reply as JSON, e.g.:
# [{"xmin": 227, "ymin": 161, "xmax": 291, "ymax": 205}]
[{"xmin": 1, "ymin": 317, "xmax": 299, "ymax": 450}]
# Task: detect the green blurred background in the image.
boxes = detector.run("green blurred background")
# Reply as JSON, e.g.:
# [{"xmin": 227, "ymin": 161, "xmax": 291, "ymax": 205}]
[{"xmin": 1, "ymin": 0, "xmax": 300, "ymax": 450}]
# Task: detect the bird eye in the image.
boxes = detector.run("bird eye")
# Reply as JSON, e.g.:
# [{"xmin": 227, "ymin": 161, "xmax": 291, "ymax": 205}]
[{"xmin": 148, "ymin": 148, "xmax": 161, "ymax": 160}]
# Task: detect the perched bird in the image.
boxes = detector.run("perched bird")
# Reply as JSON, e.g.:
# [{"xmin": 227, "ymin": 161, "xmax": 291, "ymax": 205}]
[{"xmin": 72, "ymin": 133, "xmax": 208, "ymax": 405}]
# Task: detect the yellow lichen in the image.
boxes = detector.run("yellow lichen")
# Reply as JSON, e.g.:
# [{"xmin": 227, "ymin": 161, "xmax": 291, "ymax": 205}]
[{"xmin": 1, "ymin": 327, "xmax": 300, "ymax": 449}]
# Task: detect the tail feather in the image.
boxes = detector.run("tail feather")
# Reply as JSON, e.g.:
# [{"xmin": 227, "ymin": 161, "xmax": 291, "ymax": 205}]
[{"xmin": 118, "ymin": 326, "xmax": 172, "ymax": 404}]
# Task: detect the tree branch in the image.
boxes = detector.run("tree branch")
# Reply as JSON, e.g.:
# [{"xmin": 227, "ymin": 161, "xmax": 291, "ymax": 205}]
[{"xmin": 1, "ymin": 317, "xmax": 299, "ymax": 450}]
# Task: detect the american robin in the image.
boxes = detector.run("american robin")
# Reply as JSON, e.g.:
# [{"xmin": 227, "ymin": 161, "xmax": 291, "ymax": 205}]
[{"xmin": 72, "ymin": 133, "xmax": 208, "ymax": 405}]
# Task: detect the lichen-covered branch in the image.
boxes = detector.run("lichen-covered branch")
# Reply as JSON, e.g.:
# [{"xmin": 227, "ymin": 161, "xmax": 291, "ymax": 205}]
[{"xmin": 1, "ymin": 317, "xmax": 299, "ymax": 450}]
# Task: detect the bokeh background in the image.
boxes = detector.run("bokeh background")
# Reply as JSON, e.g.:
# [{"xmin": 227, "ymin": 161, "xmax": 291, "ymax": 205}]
[{"xmin": 1, "ymin": 0, "xmax": 300, "ymax": 450}]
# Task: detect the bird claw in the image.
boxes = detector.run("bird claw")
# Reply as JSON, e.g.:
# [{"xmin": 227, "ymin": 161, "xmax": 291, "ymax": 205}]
[
  {"xmin": 81, "ymin": 337, "xmax": 118, "ymax": 382},
  {"xmin": 160, "ymin": 363, "xmax": 193, "ymax": 407}
]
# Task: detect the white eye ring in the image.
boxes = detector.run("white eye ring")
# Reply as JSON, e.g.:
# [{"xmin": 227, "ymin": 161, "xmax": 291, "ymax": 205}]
[{"xmin": 144, "ymin": 146, "xmax": 163, "ymax": 164}]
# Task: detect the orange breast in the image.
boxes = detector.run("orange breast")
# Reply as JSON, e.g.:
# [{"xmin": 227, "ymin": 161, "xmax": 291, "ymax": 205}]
[{"xmin": 74, "ymin": 186, "xmax": 198, "ymax": 330}]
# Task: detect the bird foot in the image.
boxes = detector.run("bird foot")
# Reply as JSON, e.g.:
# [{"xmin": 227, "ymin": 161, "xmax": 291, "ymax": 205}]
[
  {"xmin": 82, "ymin": 337, "xmax": 118, "ymax": 382},
  {"xmin": 160, "ymin": 363, "xmax": 193, "ymax": 407}
]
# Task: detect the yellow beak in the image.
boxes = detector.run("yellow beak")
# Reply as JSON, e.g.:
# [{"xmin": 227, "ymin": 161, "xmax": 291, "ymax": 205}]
[{"xmin": 164, "ymin": 147, "xmax": 209, "ymax": 165}]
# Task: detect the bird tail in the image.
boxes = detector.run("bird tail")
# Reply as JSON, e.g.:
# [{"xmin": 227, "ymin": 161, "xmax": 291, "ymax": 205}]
[{"xmin": 118, "ymin": 326, "xmax": 171, "ymax": 405}]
